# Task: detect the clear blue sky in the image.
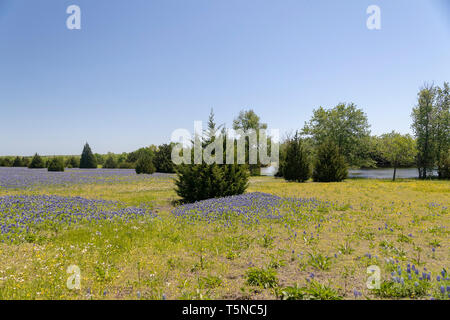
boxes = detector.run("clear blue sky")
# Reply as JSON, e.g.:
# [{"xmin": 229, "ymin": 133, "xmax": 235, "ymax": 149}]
[{"xmin": 1, "ymin": 0, "xmax": 449, "ymax": 156}]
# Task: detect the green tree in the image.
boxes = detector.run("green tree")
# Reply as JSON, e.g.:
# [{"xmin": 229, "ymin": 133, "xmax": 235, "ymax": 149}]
[
  {"xmin": 154, "ymin": 143, "xmax": 175, "ymax": 173},
  {"xmin": 365, "ymin": 136, "xmax": 389, "ymax": 168},
  {"xmin": 233, "ymin": 109, "xmax": 268, "ymax": 132},
  {"xmin": 135, "ymin": 152, "xmax": 156, "ymax": 174},
  {"xmin": 412, "ymin": 85, "xmax": 436, "ymax": 179},
  {"xmin": 0, "ymin": 158, "xmax": 12, "ymax": 167},
  {"xmin": 175, "ymin": 110, "xmax": 249, "ymax": 203},
  {"xmin": 302, "ymin": 103, "xmax": 371, "ymax": 167},
  {"xmin": 28, "ymin": 153, "xmax": 45, "ymax": 169},
  {"xmin": 233, "ymin": 109, "xmax": 268, "ymax": 176},
  {"xmin": 103, "ymin": 153, "xmax": 118, "ymax": 169},
  {"xmin": 79, "ymin": 143, "xmax": 98, "ymax": 169},
  {"xmin": 94, "ymin": 153, "xmax": 105, "ymax": 166},
  {"xmin": 47, "ymin": 157, "xmax": 65, "ymax": 172},
  {"xmin": 12, "ymin": 156, "xmax": 23, "ymax": 167},
  {"xmin": 380, "ymin": 132, "xmax": 417, "ymax": 181},
  {"xmin": 66, "ymin": 156, "xmax": 79, "ymax": 168},
  {"xmin": 21, "ymin": 157, "xmax": 30, "ymax": 168},
  {"xmin": 312, "ymin": 140, "xmax": 348, "ymax": 182},
  {"xmin": 434, "ymin": 83, "xmax": 450, "ymax": 179},
  {"xmin": 438, "ymin": 153, "xmax": 450, "ymax": 179},
  {"xmin": 282, "ymin": 132, "xmax": 311, "ymax": 182}
]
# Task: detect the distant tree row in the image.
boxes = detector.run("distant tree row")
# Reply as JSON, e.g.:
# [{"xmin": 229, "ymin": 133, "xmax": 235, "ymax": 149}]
[
  {"xmin": 0, "ymin": 142, "xmax": 176, "ymax": 175},
  {"xmin": 0, "ymin": 83, "xmax": 447, "ymax": 181}
]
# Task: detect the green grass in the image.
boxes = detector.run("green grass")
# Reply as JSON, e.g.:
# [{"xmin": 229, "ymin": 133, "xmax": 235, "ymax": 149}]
[{"xmin": 0, "ymin": 176, "xmax": 448, "ymax": 300}]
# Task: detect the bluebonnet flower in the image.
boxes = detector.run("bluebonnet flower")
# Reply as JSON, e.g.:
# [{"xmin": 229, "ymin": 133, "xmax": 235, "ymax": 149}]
[
  {"xmin": 0, "ymin": 167, "xmax": 169, "ymax": 189},
  {"xmin": 353, "ymin": 289, "xmax": 362, "ymax": 298},
  {"xmin": 0, "ymin": 195, "xmax": 156, "ymax": 241}
]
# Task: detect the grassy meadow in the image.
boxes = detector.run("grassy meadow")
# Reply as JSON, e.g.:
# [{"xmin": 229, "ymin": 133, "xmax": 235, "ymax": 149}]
[{"xmin": 0, "ymin": 170, "xmax": 449, "ymax": 300}]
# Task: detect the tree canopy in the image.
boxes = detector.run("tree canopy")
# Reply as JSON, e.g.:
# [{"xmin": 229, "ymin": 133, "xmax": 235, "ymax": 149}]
[
  {"xmin": 302, "ymin": 103, "xmax": 371, "ymax": 167},
  {"xmin": 380, "ymin": 132, "xmax": 416, "ymax": 181}
]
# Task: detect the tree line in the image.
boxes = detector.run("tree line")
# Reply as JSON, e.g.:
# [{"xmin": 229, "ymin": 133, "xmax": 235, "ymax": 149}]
[
  {"xmin": 0, "ymin": 82, "xmax": 448, "ymax": 202},
  {"xmin": 278, "ymin": 82, "xmax": 448, "ymax": 182},
  {"xmin": 0, "ymin": 142, "xmax": 176, "ymax": 174}
]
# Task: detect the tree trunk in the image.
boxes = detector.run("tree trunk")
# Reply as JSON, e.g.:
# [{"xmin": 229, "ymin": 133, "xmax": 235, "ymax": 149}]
[{"xmin": 393, "ymin": 167, "xmax": 397, "ymax": 181}]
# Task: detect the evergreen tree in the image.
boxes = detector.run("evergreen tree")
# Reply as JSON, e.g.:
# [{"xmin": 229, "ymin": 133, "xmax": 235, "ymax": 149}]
[
  {"xmin": 313, "ymin": 140, "xmax": 348, "ymax": 182},
  {"xmin": 135, "ymin": 152, "xmax": 156, "ymax": 174},
  {"xmin": 282, "ymin": 132, "xmax": 311, "ymax": 182},
  {"xmin": 28, "ymin": 153, "xmax": 45, "ymax": 169},
  {"xmin": 48, "ymin": 157, "xmax": 65, "ymax": 172},
  {"xmin": 222, "ymin": 163, "xmax": 249, "ymax": 196},
  {"xmin": 103, "ymin": 154, "xmax": 118, "ymax": 169},
  {"xmin": 79, "ymin": 143, "xmax": 98, "ymax": 169},
  {"xmin": 12, "ymin": 156, "xmax": 23, "ymax": 167},
  {"xmin": 175, "ymin": 110, "xmax": 249, "ymax": 203}
]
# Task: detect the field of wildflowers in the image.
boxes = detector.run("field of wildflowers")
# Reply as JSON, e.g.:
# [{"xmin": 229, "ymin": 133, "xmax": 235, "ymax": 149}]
[{"xmin": 0, "ymin": 167, "xmax": 448, "ymax": 300}]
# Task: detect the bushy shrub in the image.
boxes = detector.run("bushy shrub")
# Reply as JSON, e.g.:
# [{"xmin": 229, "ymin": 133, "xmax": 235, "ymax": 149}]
[
  {"xmin": 118, "ymin": 162, "xmax": 135, "ymax": 169},
  {"xmin": 94, "ymin": 153, "xmax": 104, "ymax": 166},
  {"xmin": 245, "ymin": 267, "xmax": 278, "ymax": 289},
  {"xmin": 280, "ymin": 281, "xmax": 343, "ymax": 300},
  {"xmin": 175, "ymin": 162, "xmax": 248, "ymax": 203},
  {"xmin": 65, "ymin": 156, "xmax": 79, "ymax": 168},
  {"xmin": 47, "ymin": 157, "xmax": 65, "ymax": 172},
  {"xmin": 282, "ymin": 132, "xmax": 311, "ymax": 182},
  {"xmin": 103, "ymin": 154, "xmax": 118, "ymax": 169},
  {"xmin": 135, "ymin": 152, "xmax": 156, "ymax": 174},
  {"xmin": 154, "ymin": 143, "xmax": 175, "ymax": 173},
  {"xmin": 12, "ymin": 156, "xmax": 23, "ymax": 167},
  {"xmin": 79, "ymin": 143, "xmax": 98, "ymax": 169},
  {"xmin": 0, "ymin": 158, "xmax": 12, "ymax": 167},
  {"xmin": 313, "ymin": 140, "xmax": 348, "ymax": 182},
  {"xmin": 28, "ymin": 153, "xmax": 45, "ymax": 169},
  {"xmin": 21, "ymin": 157, "xmax": 30, "ymax": 168}
]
